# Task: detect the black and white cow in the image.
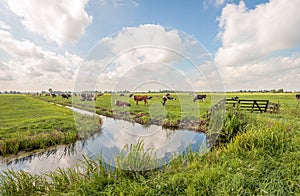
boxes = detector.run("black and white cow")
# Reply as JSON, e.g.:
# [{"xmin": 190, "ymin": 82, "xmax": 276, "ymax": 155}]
[
  {"xmin": 162, "ymin": 93, "xmax": 176, "ymax": 106},
  {"xmin": 193, "ymin": 94, "xmax": 206, "ymax": 102}
]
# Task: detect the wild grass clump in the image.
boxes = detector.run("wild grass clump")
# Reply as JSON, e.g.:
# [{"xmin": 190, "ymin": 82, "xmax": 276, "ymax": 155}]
[
  {"xmin": 74, "ymin": 114, "xmax": 103, "ymax": 139},
  {"xmin": 115, "ymin": 139, "xmax": 159, "ymax": 173}
]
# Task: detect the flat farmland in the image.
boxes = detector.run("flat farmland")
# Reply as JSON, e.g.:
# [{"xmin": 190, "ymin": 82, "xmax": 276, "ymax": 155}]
[{"xmin": 0, "ymin": 95, "xmax": 77, "ymax": 155}]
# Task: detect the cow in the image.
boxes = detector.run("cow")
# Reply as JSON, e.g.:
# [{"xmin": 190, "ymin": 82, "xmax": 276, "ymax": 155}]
[
  {"xmin": 162, "ymin": 93, "xmax": 176, "ymax": 106},
  {"xmin": 51, "ymin": 93, "xmax": 56, "ymax": 98},
  {"xmin": 193, "ymin": 94, "xmax": 206, "ymax": 102},
  {"xmin": 130, "ymin": 94, "xmax": 151, "ymax": 105},
  {"xmin": 62, "ymin": 94, "xmax": 69, "ymax": 99},
  {"xmin": 120, "ymin": 93, "xmax": 125, "ymax": 96},
  {"xmin": 81, "ymin": 94, "xmax": 94, "ymax": 101},
  {"xmin": 296, "ymin": 94, "xmax": 300, "ymax": 100},
  {"xmin": 114, "ymin": 100, "xmax": 130, "ymax": 107},
  {"xmin": 231, "ymin": 96, "xmax": 239, "ymax": 101}
]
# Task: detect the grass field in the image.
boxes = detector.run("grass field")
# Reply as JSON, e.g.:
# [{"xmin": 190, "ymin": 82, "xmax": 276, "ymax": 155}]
[
  {"xmin": 0, "ymin": 95, "xmax": 78, "ymax": 155},
  {"xmin": 36, "ymin": 93, "xmax": 215, "ymax": 130},
  {"xmin": 0, "ymin": 93, "xmax": 299, "ymax": 195},
  {"xmin": 35, "ymin": 92, "xmax": 299, "ymax": 130}
]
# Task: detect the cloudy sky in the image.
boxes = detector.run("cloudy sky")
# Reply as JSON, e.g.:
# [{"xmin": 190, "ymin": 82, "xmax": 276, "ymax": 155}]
[{"xmin": 0, "ymin": 0, "xmax": 299, "ymax": 92}]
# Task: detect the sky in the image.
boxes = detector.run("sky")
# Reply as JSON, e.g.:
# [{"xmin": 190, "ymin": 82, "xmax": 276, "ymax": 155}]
[{"xmin": 0, "ymin": 0, "xmax": 299, "ymax": 92}]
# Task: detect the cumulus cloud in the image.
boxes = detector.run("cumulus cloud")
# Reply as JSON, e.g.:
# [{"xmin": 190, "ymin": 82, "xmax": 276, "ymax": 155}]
[
  {"xmin": 99, "ymin": 0, "xmax": 139, "ymax": 8},
  {"xmin": 216, "ymin": 0, "xmax": 300, "ymax": 67},
  {"xmin": 220, "ymin": 54, "xmax": 300, "ymax": 90},
  {"xmin": 77, "ymin": 24, "xmax": 196, "ymax": 91},
  {"xmin": 0, "ymin": 29, "xmax": 83, "ymax": 91},
  {"xmin": 0, "ymin": 62, "xmax": 13, "ymax": 81},
  {"xmin": 0, "ymin": 20, "xmax": 10, "ymax": 30},
  {"xmin": 4, "ymin": 0, "xmax": 92, "ymax": 46},
  {"xmin": 203, "ymin": 0, "xmax": 232, "ymax": 8}
]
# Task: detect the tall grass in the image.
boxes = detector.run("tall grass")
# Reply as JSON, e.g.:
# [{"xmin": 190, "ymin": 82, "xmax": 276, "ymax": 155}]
[{"xmin": 115, "ymin": 139, "xmax": 159, "ymax": 172}]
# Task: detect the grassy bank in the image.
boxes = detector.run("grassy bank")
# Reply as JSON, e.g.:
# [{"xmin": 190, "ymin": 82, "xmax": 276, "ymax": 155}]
[
  {"xmin": 1, "ymin": 106, "xmax": 299, "ymax": 195},
  {"xmin": 36, "ymin": 93, "xmax": 218, "ymax": 131},
  {"xmin": 0, "ymin": 95, "xmax": 77, "ymax": 155},
  {"xmin": 36, "ymin": 92, "xmax": 298, "ymax": 131}
]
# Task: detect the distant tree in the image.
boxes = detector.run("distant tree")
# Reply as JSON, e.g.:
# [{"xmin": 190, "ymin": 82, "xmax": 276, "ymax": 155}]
[{"xmin": 278, "ymin": 88, "xmax": 284, "ymax": 93}]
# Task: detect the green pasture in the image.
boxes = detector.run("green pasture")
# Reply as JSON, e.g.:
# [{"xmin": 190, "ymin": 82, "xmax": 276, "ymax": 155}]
[
  {"xmin": 36, "ymin": 92, "xmax": 299, "ymax": 129},
  {"xmin": 0, "ymin": 95, "xmax": 77, "ymax": 155}
]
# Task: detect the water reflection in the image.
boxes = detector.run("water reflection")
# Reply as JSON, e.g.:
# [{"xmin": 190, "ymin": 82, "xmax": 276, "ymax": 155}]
[{"xmin": 0, "ymin": 107, "xmax": 206, "ymax": 174}]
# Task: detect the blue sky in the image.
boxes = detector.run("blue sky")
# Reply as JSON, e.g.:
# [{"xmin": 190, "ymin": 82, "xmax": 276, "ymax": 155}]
[{"xmin": 0, "ymin": 0, "xmax": 299, "ymax": 91}]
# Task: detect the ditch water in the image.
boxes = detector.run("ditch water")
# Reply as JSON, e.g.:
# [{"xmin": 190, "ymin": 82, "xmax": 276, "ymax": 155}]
[{"xmin": 0, "ymin": 107, "xmax": 207, "ymax": 174}]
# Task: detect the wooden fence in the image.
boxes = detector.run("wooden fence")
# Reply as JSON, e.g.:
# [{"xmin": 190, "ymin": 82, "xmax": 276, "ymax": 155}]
[
  {"xmin": 207, "ymin": 98, "xmax": 280, "ymax": 120},
  {"xmin": 226, "ymin": 99, "xmax": 279, "ymax": 113}
]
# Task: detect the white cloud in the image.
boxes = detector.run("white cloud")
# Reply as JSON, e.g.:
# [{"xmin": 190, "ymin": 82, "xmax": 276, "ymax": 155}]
[
  {"xmin": 0, "ymin": 62, "xmax": 13, "ymax": 81},
  {"xmin": 99, "ymin": 0, "xmax": 139, "ymax": 8},
  {"xmin": 216, "ymin": 0, "xmax": 300, "ymax": 67},
  {"xmin": 0, "ymin": 20, "xmax": 10, "ymax": 30},
  {"xmin": 77, "ymin": 24, "xmax": 188, "ymax": 91},
  {"xmin": 203, "ymin": 0, "xmax": 232, "ymax": 9},
  {"xmin": 220, "ymin": 54, "xmax": 300, "ymax": 90},
  {"xmin": 74, "ymin": 24, "xmax": 224, "ymax": 92},
  {"xmin": 0, "ymin": 29, "xmax": 83, "ymax": 91},
  {"xmin": 4, "ymin": 0, "xmax": 92, "ymax": 46}
]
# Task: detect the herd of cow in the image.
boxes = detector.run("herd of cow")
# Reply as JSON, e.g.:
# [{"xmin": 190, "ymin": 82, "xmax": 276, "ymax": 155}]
[
  {"xmin": 43, "ymin": 92, "xmax": 208, "ymax": 107},
  {"xmin": 43, "ymin": 93, "xmax": 300, "ymax": 107},
  {"xmin": 115, "ymin": 93, "xmax": 207, "ymax": 107}
]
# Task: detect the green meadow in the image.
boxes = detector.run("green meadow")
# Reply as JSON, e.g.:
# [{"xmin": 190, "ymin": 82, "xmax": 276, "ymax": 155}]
[
  {"xmin": 37, "ymin": 93, "xmax": 220, "ymax": 130},
  {"xmin": 0, "ymin": 93, "xmax": 299, "ymax": 195},
  {"xmin": 0, "ymin": 95, "xmax": 102, "ymax": 156},
  {"xmin": 0, "ymin": 95, "xmax": 77, "ymax": 155}
]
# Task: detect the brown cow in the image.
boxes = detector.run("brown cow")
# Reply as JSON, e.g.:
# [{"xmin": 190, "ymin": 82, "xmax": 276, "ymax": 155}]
[{"xmin": 130, "ymin": 95, "xmax": 150, "ymax": 105}]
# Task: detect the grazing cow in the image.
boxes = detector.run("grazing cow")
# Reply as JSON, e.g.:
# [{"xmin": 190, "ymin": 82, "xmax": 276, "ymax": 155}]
[
  {"xmin": 231, "ymin": 96, "xmax": 239, "ymax": 101},
  {"xmin": 193, "ymin": 94, "xmax": 206, "ymax": 102},
  {"xmin": 81, "ymin": 94, "xmax": 94, "ymax": 101},
  {"xmin": 131, "ymin": 95, "xmax": 151, "ymax": 105},
  {"xmin": 120, "ymin": 93, "xmax": 125, "ymax": 96},
  {"xmin": 162, "ymin": 93, "xmax": 176, "ymax": 106},
  {"xmin": 129, "ymin": 93, "xmax": 134, "ymax": 97},
  {"xmin": 114, "ymin": 100, "xmax": 130, "ymax": 107},
  {"xmin": 296, "ymin": 94, "xmax": 300, "ymax": 100},
  {"xmin": 51, "ymin": 93, "xmax": 56, "ymax": 98},
  {"xmin": 62, "ymin": 94, "xmax": 69, "ymax": 99},
  {"xmin": 94, "ymin": 93, "xmax": 104, "ymax": 100}
]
